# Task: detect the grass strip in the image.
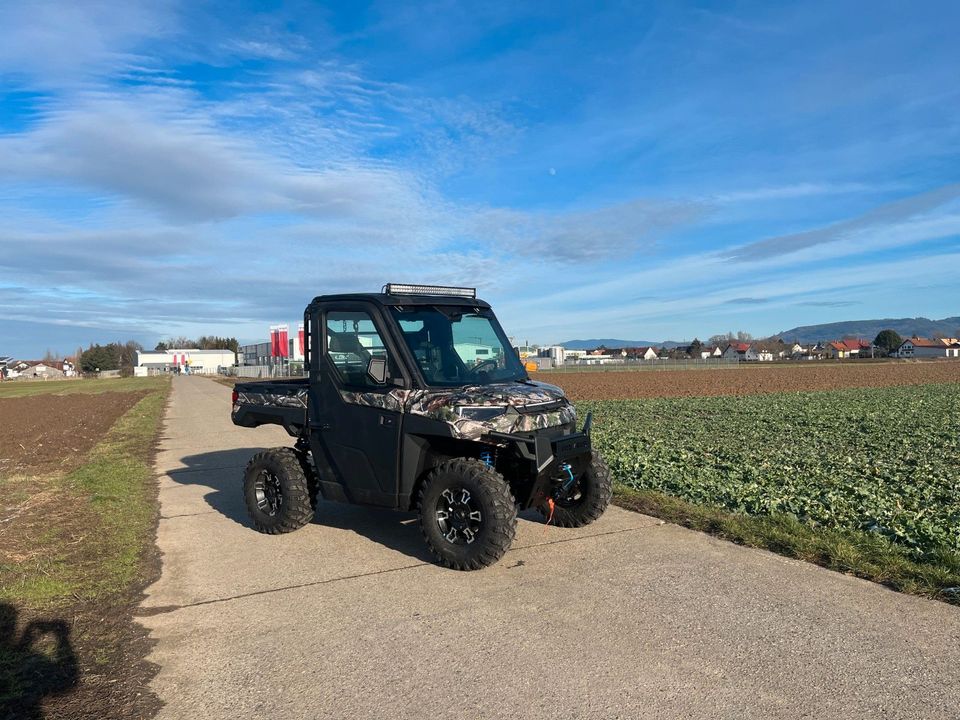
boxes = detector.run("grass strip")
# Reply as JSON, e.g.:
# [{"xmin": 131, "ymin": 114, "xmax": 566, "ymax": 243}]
[
  {"xmin": 68, "ymin": 388, "xmax": 169, "ymax": 599},
  {"xmin": 614, "ymin": 485, "xmax": 960, "ymax": 605}
]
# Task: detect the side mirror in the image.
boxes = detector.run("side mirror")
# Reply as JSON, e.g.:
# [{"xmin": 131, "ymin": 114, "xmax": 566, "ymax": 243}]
[{"xmin": 366, "ymin": 356, "xmax": 387, "ymax": 384}]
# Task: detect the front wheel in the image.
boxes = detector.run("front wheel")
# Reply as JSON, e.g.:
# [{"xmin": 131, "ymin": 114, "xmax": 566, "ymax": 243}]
[
  {"xmin": 243, "ymin": 448, "xmax": 315, "ymax": 534},
  {"xmin": 418, "ymin": 459, "xmax": 517, "ymax": 570},
  {"xmin": 539, "ymin": 452, "xmax": 612, "ymax": 528}
]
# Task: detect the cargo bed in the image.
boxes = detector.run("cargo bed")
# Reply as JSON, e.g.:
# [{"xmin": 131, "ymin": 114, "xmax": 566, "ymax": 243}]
[{"xmin": 231, "ymin": 378, "xmax": 309, "ymax": 436}]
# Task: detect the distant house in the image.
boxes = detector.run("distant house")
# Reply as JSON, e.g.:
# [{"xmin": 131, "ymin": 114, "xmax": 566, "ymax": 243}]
[
  {"xmin": 829, "ymin": 338, "xmax": 872, "ymax": 359},
  {"xmin": 700, "ymin": 346, "xmax": 723, "ymax": 359},
  {"xmin": 723, "ymin": 343, "xmax": 760, "ymax": 361},
  {"xmin": 828, "ymin": 342, "xmax": 849, "ymax": 359},
  {"xmin": 14, "ymin": 361, "xmax": 66, "ymax": 379},
  {"xmin": 791, "ymin": 344, "xmax": 822, "ymax": 361},
  {"xmin": 896, "ymin": 337, "xmax": 960, "ymax": 359},
  {"xmin": 625, "ymin": 346, "xmax": 659, "ymax": 361},
  {"xmin": 939, "ymin": 338, "xmax": 960, "ymax": 358}
]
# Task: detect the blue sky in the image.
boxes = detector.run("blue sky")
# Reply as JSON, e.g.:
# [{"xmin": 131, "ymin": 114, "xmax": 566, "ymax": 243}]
[{"xmin": 2, "ymin": 1, "xmax": 959, "ymax": 356}]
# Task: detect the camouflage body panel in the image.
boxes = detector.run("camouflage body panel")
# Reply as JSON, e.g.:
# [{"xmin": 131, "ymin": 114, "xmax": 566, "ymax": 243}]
[
  {"xmin": 337, "ymin": 389, "xmax": 407, "ymax": 413},
  {"xmin": 234, "ymin": 388, "xmax": 308, "ymax": 411},
  {"xmin": 338, "ymin": 380, "xmax": 576, "ymax": 441}
]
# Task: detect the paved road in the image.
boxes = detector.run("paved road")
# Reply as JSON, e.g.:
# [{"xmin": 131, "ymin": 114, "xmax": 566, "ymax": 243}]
[{"xmin": 140, "ymin": 376, "xmax": 960, "ymax": 719}]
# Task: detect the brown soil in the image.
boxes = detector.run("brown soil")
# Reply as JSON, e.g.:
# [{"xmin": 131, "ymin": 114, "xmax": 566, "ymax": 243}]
[
  {"xmin": 2, "ymin": 592, "xmax": 164, "ymax": 720},
  {"xmin": 0, "ymin": 391, "xmax": 148, "ymax": 477},
  {"xmin": 0, "ymin": 388, "xmax": 165, "ymax": 720},
  {"xmin": 541, "ymin": 361, "xmax": 960, "ymax": 401}
]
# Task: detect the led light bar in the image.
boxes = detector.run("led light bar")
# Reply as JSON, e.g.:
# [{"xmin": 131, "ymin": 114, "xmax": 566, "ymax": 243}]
[{"xmin": 383, "ymin": 283, "xmax": 476, "ymax": 298}]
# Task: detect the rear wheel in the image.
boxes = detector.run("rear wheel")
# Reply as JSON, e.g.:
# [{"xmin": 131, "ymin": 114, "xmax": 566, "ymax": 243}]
[
  {"xmin": 243, "ymin": 448, "xmax": 314, "ymax": 534},
  {"xmin": 418, "ymin": 459, "xmax": 517, "ymax": 570},
  {"xmin": 539, "ymin": 452, "xmax": 612, "ymax": 528}
]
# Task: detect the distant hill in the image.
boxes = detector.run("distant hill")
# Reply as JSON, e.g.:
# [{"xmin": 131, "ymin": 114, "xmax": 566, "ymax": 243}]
[
  {"xmin": 774, "ymin": 317, "xmax": 960, "ymax": 344},
  {"xmin": 559, "ymin": 338, "xmax": 685, "ymax": 349}
]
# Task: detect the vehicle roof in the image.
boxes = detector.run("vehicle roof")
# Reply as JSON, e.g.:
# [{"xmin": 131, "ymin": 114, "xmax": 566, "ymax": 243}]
[{"xmin": 306, "ymin": 293, "xmax": 491, "ymax": 310}]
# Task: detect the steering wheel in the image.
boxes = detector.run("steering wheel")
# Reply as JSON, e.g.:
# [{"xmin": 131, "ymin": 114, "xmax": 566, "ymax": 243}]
[{"xmin": 469, "ymin": 359, "xmax": 499, "ymax": 376}]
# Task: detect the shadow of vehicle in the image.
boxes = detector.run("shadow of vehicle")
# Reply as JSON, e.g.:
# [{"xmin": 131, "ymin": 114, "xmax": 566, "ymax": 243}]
[
  {"xmin": 167, "ymin": 448, "xmax": 438, "ymax": 564},
  {"xmin": 0, "ymin": 602, "xmax": 79, "ymax": 720}
]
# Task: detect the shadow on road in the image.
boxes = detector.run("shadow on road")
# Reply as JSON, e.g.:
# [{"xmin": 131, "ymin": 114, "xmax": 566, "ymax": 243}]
[
  {"xmin": 168, "ymin": 448, "xmax": 437, "ymax": 564},
  {"xmin": 0, "ymin": 602, "xmax": 79, "ymax": 720}
]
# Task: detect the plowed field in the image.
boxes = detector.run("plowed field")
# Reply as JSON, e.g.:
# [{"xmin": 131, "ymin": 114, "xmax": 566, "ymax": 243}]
[
  {"xmin": 541, "ymin": 361, "xmax": 960, "ymax": 400},
  {"xmin": 0, "ymin": 391, "xmax": 148, "ymax": 476}
]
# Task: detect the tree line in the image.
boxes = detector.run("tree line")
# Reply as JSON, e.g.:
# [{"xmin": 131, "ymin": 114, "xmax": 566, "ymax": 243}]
[
  {"xmin": 78, "ymin": 341, "xmax": 143, "ymax": 373},
  {"xmin": 154, "ymin": 336, "xmax": 239, "ymax": 352}
]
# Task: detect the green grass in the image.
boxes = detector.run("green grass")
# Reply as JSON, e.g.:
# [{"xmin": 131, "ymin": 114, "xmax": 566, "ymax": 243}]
[
  {"xmin": 0, "ymin": 375, "xmax": 168, "ymax": 399},
  {"xmin": 0, "ymin": 381, "xmax": 169, "ymax": 608},
  {"xmin": 581, "ymin": 382, "xmax": 960, "ymax": 601}
]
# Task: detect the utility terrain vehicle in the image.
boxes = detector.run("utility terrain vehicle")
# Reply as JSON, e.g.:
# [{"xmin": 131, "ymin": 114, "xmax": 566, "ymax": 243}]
[{"xmin": 231, "ymin": 283, "xmax": 611, "ymax": 570}]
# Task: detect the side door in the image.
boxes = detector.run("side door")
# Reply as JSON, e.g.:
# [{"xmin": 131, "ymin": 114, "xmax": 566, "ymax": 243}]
[{"xmin": 310, "ymin": 304, "xmax": 405, "ymax": 507}]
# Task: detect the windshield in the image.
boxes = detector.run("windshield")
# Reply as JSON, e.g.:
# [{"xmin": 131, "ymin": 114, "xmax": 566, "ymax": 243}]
[{"xmin": 390, "ymin": 306, "xmax": 528, "ymax": 387}]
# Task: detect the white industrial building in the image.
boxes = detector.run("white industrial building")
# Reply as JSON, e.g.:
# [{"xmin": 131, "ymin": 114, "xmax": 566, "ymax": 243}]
[
  {"xmin": 135, "ymin": 349, "xmax": 237, "ymax": 375},
  {"xmin": 538, "ymin": 346, "xmax": 567, "ymax": 365}
]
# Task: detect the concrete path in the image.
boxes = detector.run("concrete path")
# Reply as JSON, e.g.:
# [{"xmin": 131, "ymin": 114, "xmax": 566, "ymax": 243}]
[{"xmin": 140, "ymin": 376, "xmax": 960, "ymax": 719}]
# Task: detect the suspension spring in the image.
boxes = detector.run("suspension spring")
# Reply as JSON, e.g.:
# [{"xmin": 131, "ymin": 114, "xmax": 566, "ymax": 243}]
[{"xmin": 479, "ymin": 449, "xmax": 496, "ymax": 468}]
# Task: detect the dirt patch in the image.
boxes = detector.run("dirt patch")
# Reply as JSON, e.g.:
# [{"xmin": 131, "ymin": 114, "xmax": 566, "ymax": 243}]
[
  {"xmin": 0, "ymin": 386, "xmax": 168, "ymax": 720},
  {"xmin": 2, "ymin": 592, "xmax": 163, "ymax": 720},
  {"xmin": 0, "ymin": 391, "xmax": 148, "ymax": 477},
  {"xmin": 541, "ymin": 361, "xmax": 960, "ymax": 400}
]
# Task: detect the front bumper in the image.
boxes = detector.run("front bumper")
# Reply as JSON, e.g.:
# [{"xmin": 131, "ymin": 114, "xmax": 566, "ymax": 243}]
[{"xmin": 484, "ymin": 413, "xmax": 593, "ymax": 509}]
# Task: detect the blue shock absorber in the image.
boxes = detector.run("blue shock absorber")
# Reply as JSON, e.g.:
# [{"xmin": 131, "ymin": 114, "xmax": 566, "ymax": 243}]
[{"xmin": 480, "ymin": 449, "xmax": 494, "ymax": 468}]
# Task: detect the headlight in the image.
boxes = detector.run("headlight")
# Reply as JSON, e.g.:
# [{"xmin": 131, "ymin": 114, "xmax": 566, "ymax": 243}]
[{"xmin": 455, "ymin": 406, "xmax": 508, "ymax": 421}]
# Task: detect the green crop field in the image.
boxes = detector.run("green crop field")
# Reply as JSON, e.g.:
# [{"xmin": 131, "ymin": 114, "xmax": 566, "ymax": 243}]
[{"xmin": 579, "ymin": 382, "xmax": 960, "ymax": 599}]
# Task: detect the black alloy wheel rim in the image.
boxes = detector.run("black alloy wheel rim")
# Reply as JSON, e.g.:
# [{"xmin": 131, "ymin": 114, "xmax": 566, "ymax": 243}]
[
  {"xmin": 255, "ymin": 470, "xmax": 283, "ymax": 516},
  {"xmin": 436, "ymin": 487, "xmax": 483, "ymax": 544}
]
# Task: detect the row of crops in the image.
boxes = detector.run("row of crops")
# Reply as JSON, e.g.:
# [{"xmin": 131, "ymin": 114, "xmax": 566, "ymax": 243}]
[{"xmin": 580, "ymin": 382, "xmax": 960, "ymax": 559}]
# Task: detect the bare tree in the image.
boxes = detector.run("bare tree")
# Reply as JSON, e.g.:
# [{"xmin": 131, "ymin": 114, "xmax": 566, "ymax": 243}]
[{"xmin": 118, "ymin": 340, "xmax": 144, "ymax": 376}]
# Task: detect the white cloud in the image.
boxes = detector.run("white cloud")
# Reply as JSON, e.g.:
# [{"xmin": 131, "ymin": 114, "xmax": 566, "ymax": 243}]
[
  {"xmin": 0, "ymin": 1, "xmax": 176, "ymax": 83},
  {"xmin": 726, "ymin": 183, "xmax": 960, "ymax": 261},
  {"xmin": 710, "ymin": 181, "xmax": 897, "ymax": 203},
  {"xmin": 0, "ymin": 93, "xmax": 445, "ymax": 231},
  {"xmin": 474, "ymin": 198, "xmax": 709, "ymax": 262}
]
